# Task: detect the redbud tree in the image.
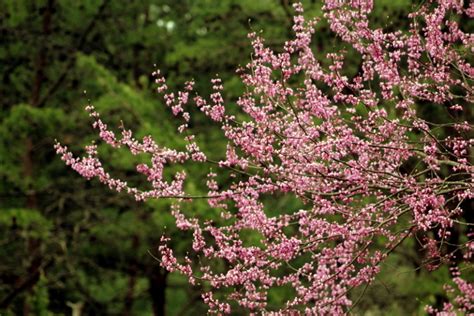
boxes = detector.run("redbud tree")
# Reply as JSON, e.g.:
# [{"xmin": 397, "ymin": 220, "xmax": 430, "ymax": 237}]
[{"xmin": 56, "ymin": 1, "xmax": 473, "ymax": 314}]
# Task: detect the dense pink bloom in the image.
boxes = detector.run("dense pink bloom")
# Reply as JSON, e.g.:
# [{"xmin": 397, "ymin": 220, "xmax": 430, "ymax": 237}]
[{"xmin": 57, "ymin": 1, "xmax": 473, "ymax": 314}]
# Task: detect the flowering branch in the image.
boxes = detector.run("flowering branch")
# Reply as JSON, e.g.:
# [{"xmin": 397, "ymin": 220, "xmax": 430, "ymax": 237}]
[{"xmin": 57, "ymin": 1, "xmax": 473, "ymax": 314}]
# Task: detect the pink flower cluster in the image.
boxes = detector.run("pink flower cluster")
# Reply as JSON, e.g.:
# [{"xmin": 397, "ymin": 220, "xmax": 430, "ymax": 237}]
[
  {"xmin": 57, "ymin": 1, "xmax": 473, "ymax": 314},
  {"xmin": 426, "ymin": 268, "xmax": 474, "ymax": 315}
]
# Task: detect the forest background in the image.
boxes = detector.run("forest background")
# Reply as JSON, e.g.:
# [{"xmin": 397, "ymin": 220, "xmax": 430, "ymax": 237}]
[{"xmin": 0, "ymin": 0, "xmax": 472, "ymax": 315}]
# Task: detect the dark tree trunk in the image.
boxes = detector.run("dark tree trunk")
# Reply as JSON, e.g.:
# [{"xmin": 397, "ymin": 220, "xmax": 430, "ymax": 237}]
[
  {"xmin": 149, "ymin": 266, "xmax": 168, "ymax": 316},
  {"xmin": 22, "ymin": 1, "xmax": 54, "ymax": 314}
]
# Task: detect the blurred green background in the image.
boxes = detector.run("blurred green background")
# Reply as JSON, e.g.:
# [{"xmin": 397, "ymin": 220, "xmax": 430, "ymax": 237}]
[{"xmin": 0, "ymin": 0, "xmax": 472, "ymax": 315}]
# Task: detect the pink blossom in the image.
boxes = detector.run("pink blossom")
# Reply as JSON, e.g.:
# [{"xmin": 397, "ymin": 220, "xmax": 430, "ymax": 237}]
[{"xmin": 57, "ymin": 1, "xmax": 474, "ymax": 314}]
